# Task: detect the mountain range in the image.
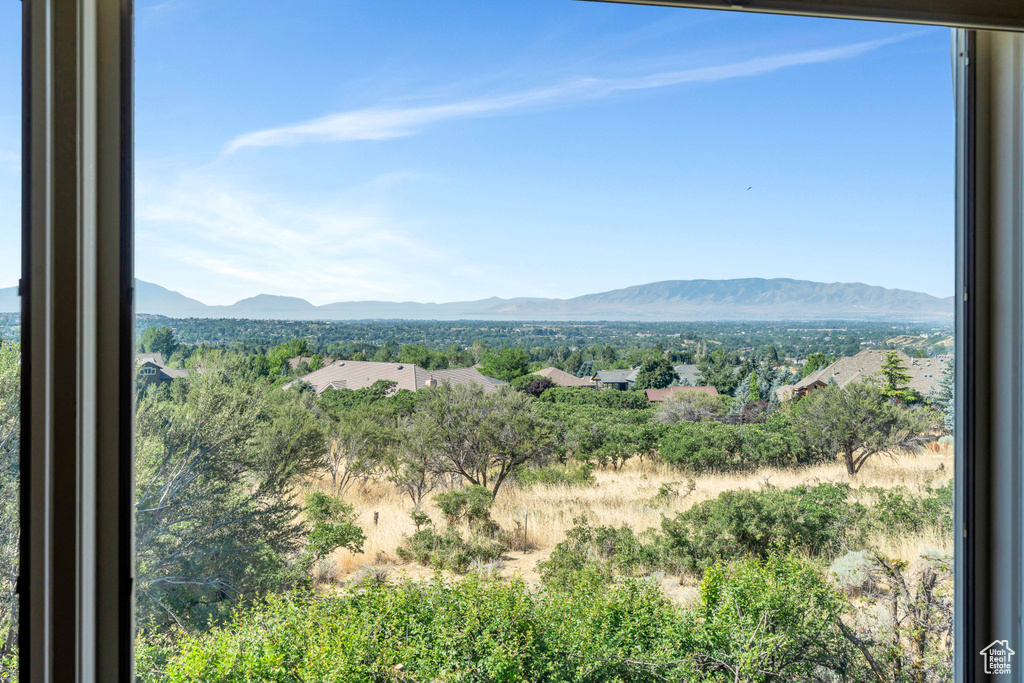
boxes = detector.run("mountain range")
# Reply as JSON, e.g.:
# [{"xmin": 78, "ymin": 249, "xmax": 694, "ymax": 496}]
[{"xmin": 0, "ymin": 278, "xmax": 954, "ymax": 321}]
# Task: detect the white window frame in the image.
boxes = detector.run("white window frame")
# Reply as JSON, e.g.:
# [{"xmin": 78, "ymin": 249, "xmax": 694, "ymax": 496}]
[{"xmin": 17, "ymin": 1, "xmax": 1024, "ymax": 681}]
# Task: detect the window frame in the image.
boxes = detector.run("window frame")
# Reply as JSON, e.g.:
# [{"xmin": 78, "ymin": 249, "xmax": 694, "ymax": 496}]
[{"xmin": 17, "ymin": 2, "xmax": 1024, "ymax": 682}]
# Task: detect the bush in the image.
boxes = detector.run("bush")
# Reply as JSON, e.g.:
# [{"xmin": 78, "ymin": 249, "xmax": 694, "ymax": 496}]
[
  {"xmin": 658, "ymin": 412, "xmax": 815, "ymax": 473},
  {"xmin": 154, "ymin": 577, "xmax": 693, "ymax": 683},
  {"xmin": 534, "ymin": 402, "xmax": 658, "ymax": 468},
  {"xmin": 693, "ymin": 554, "xmax": 852, "ymax": 681},
  {"xmin": 151, "ymin": 556, "xmax": 855, "ymax": 683},
  {"xmin": 433, "ymin": 485, "xmax": 494, "ymax": 528},
  {"xmin": 864, "ymin": 480, "xmax": 953, "ymax": 537},
  {"xmin": 396, "ymin": 527, "xmax": 505, "ymax": 573},
  {"xmin": 510, "ymin": 373, "xmax": 555, "ymax": 397},
  {"xmin": 514, "ymin": 463, "xmax": 596, "ymax": 488},
  {"xmin": 300, "ymin": 492, "xmax": 365, "ymax": 570},
  {"xmin": 660, "ymin": 483, "xmax": 867, "ymax": 573},
  {"xmin": 654, "ymin": 391, "xmax": 729, "ymax": 424},
  {"xmin": 538, "ymin": 386, "xmax": 650, "ymax": 410},
  {"xmin": 658, "ymin": 420, "xmax": 743, "ymax": 471},
  {"xmin": 538, "ymin": 517, "xmax": 664, "ymax": 589}
]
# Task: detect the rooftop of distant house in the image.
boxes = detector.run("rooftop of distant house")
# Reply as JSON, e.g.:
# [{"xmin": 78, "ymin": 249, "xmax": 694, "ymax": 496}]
[
  {"xmin": 532, "ymin": 366, "xmax": 595, "ymax": 387},
  {"xmin": 136, "ymin": 352, "xmax": 187, "ymax": 381},
  {"xmin": 778, "ymin": 349, "xmax": 951, "ymax": 400},
  {"xmin": 294, "ymin": 359, "xmax": 505, "ymax": 395}
]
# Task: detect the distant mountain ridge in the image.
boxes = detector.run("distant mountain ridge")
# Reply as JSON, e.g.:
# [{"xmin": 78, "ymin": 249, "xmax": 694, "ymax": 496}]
[{"xmin": 0, "ymin": 278, "xmax": 954, "ymax": 321}]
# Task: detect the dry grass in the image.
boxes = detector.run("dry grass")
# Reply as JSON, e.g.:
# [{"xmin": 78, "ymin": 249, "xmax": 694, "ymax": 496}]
[{"xmin": 300, "ymin": 443, "xmax": 954, "ymax": 586}]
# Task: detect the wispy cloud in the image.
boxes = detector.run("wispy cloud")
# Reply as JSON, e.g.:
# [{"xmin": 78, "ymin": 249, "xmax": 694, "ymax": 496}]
[
  {"xmin": 227, "ymin": 34, "xmax": 913, "ymax": 152},
  {"xmin": 136, "ymin": 174, "xmax": 467, "ymax": 305}
]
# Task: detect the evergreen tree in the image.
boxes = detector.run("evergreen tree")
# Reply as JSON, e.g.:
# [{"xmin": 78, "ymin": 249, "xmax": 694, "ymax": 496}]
[
  {"xmin": 932, "ymin": 361, "xmax": 955, "ymax": 433},
  {"xmin": 879, "ymin": 351, "xmax": 913, "ymax": 401},
  {"xmin": 731, "ymin": 372, "xmax": 753, "ymax": 414},
  {"xmin": 633, "ymin": 357, "xmax": 678, "ymax": 390}
]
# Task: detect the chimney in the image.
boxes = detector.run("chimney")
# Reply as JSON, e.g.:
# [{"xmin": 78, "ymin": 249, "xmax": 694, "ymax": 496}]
[{"xmin": 425, "ymin": 377, "xmax": 439, "ymax": 388}]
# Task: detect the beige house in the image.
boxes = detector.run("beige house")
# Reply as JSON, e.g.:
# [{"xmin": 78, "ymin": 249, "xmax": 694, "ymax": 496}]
[
  {"xmin": 294, "ymin": 360, "xmax": 504, "ymax": 395},
  {"xmin": 777, "ymin": 349, "xmax": 951, "ymax": 401},
  {"xmin": 531, "ymin": 366, "xmax": 595, "ymax": 387}
]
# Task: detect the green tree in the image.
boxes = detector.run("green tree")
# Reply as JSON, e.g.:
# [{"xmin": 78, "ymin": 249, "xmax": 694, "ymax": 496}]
[
  {"xmin": 879, "ymin": 351, "xmax": 914, "ymax": 401},
  {"xmin": 267, "ymin": 338, "xmax": 309, "ymax": 376},
  {"xmin": 416, "ymin": 384, "xmax": 553, "ymax": 497},
  {"xmin": 697, "ymin": 350, "xmax": 740, "ymax": 395},
  {"xmin": 0, "ymin": 342, "xmax": 19, "ymax": 660},
  {"xmin": 801, "ymin": 352, "xmax": 835, "ymax": 378},
  {"xmin": 299, "ymin": 492, "xmax": 365, "ymax": 570},
  {"xmin": 137, "ymin": 325, "xmax": 179, "ymax": 361},
  {"xmin": 321, "ymin": 403, "xmax": 396, "ymax": 496},
  {"xmin": 632, "ymin": 357, "xmax": 678, "ymax": 390},
  {"xmin": 479, "ymin": 346, "xmax": 530, "ymax": 382},
  {"xmin": 134, "ymin": 354, "xmax": 325, "ymax": 628},
  {"xmin": 793, "ymin": 381, "xmax": 931, "ymax": 477},
  {"xmin": 931, "ymin": 361, "xmax": 955, "ymax": 433},
  {"xmin": 601, "ymin": 344, "xmax": 618, "ymax": 364},
  {"xmin": 693, "ymin": 554, "xmax": 852, "ymax": 682}
]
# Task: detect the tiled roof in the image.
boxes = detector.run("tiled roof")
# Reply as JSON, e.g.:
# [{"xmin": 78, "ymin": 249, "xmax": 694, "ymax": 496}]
[
  {"xmin": 795, "ymin": 349, "xmax": 950, "ymax": 395},
  {"xmin": 673, "ymin": 364, "xmax": 700, "ymax": 385},
  {"xmin": 595, "ymin": 369, "xmax": 634, "ymax": 384},
  {"xmin": 533, "ymin": 367, "xmax": 595, "ymax": 387},
  {"xmin": 296, "ymin": 360, "xmax": 500, "ymax": 395},
  {"xmin": 138, "ymin": 356, "xmax": 187, "ymax": 381}
]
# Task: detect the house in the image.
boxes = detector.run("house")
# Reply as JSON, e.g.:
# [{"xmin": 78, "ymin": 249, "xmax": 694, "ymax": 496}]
[
  {"xmin": 673, "ymin": 364, "xmax": 700, "ymax": 385},
  {"xmin": 294, "ymin": 360, "xmax": 503, "ymax": 395},
  {"xmin": 777, "ymin": 350, "xmax": 952, "ymax": 401},
  {"xmin": 136, "ymin": 353, "xmax": 187, "ymax": 386},
  {"xmin": 645, "ymin": 385, "xmax": 719, "ymax": 403},
  {"xmin": 532, "ymin": 366, "xmax": 595, "ymax": 388},
  {"xmin": 594, "ymin": 368, "xmax": 637, "ymax": 391}
]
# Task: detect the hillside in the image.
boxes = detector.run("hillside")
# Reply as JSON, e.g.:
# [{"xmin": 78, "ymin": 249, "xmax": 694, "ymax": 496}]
[{"xmin": 0, "ymin": 277, "xmax": 954, "ymax": 321}]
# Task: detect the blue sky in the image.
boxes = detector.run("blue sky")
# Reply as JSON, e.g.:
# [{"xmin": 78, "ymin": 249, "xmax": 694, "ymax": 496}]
[{"xmin": 0, "ymin": 1, "xmax": 954, "ymax": 304}]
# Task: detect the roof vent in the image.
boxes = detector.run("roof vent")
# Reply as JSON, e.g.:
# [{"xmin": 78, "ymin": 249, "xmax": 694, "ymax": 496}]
[{"xmin": 397, "ymin": 365, "xmax": 404, "ymax": 370}]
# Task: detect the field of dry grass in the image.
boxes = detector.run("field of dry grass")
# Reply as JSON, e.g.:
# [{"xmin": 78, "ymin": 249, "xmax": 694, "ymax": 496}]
[{"xmin": 301, "ymin": 443, "xmax": 953, "ymax": 596}]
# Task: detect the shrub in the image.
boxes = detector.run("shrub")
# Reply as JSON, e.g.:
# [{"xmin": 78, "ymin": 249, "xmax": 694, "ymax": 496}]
[
  {"xmin": 300, "ymin": 492, "xmax": 365, "ymax": 570},
  {"xmin": 510, "ymin": 373, "xmax": 555, "ymax": 397},
  {"xmin": 396, "ymin": 527, "xmax": 505, "ymax": 573},
  {"xmin": 538, "ymin": 517, "xmax": 664, "ymax": 589},
  {"xmin": 514, "ymin": 463, "xmax": 596, "ymax": 488},
  {"xmin": 654, "ymin": 391, "xmax": 729, "ymax": 424},
  {"xmin": 693, "ymin": 554, "xmax": 852, "ymax": 681},
  {"xmin": 433, "ymin": 485, "xmax": 494, "ymax": 528},
  {"xmin": 660, "ymin": 483, "xmax": 867, "ymax": 573},
  {"xmin": 538, "ymin": 386, "xmax": 650, "ymax": 410},
  {"xmin": 534, "ymin": 402, "xmax": 657, "ymax": 468},
  {"xmin": 659, "ymin": 420, "xmax": 742, "ymax": 471},
  {"xmin": 830, "ymin": 550, "xmax": 878, "ymax": 592},
  {"xmin": 152, "ymin": 556, "xmax": 854, "ymax": 683},
  {"xmin": 658, "ymin": 412, "xmax": 816, "ymax": 473},
  {"xmin": 864, "ymin": 480, "xmax": 953, "ymax": 537},
  {"xmin": 156, "ymin": 577, "xmax": 693, "ymax": 683}
]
